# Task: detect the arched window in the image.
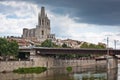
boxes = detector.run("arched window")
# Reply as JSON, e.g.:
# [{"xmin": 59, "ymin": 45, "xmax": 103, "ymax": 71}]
[
  {"xmin": 39, "ymin": 19, "xmax": 41, "ymax": 25},
  {"xmin": 47, "ymin": 22, "xmax": 49, "ymax": 25},
  {"xmin": 42, "ymin": 19, "xmax": 44, "ymax": 25},
  {"xmin": 42, "ymin": 30, "xmax": 44, "ymax": 35}
]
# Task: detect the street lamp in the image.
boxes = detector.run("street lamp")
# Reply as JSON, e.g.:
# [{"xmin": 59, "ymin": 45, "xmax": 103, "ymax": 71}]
[
  {"xmin": 106, "ymin": 37, "xmax": 109, "ymax": 55},
  {"xmin": 114, "ymin": 40, "xmax": 119, "ymax": 49},
  {"xmin": 103, "ymin": 37, "xmax": 109, "ymax": 55},
  {"xmin": 107, "ymin": 37, "xmax": 109, "ymax": 48}
]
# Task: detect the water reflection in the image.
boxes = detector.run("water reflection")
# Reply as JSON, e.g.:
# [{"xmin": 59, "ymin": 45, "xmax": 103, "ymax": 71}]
[
  {"xmin": 0, "ymin": 65, "xmax": 119, "ymax": 80},
  {"xmin": 107, "ymin": 68, "xmax": 118, "ymax": 80}
]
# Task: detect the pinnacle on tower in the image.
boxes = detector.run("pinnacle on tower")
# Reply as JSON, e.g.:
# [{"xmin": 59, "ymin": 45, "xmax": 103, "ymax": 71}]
[{"xmin": 41, "ymin": 6, "xmax": 45, "ymax": 17}]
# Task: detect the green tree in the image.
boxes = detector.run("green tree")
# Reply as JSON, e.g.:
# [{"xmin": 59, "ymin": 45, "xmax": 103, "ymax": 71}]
[
  {"xmin": 41, "ymin": 39, "xmax": 56, "ymax": 47},
  {"xmin": 97, "ymin": 44, "xmax": 106, "ymax": 49},
  {"xmin": 8, "ymin": 40, "xmax": 19, "ymax": 57},
  {"xmin": 89, "ymin": 43, "xmax": 96, "ymax": 48},
  {"xmin": 62, "ymin": 43, "xmax": 68, "ymax": 48},
  {"xmin": 80, "ymin": 42, "xmax": 106, "ymax": 49},
  {"xmin": 0, "ymin": 38, "xmax": 19, "ymax": 60},
  {"xmin": 0, "ymin": 38, "xmax": 8, "ymax": 57},
  {"xmin": 80, "ymin": 42, "xmax": 89, "ymax": 48}
]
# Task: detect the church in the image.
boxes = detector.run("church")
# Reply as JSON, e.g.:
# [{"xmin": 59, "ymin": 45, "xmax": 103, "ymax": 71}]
[{"xmin": 22, "ymin": 7, "xmax": 55, "ymax": 41}]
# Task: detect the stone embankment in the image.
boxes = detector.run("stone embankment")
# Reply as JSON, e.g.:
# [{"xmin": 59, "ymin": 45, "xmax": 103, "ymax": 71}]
[{"xmin": 0, "ymin": 56, "xmax": 106, "ymax": 72}]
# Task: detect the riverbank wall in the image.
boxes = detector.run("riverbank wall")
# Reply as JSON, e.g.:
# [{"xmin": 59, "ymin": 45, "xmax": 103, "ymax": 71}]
[
  {"xmin": 0, "ymin": 56, "xmax": 106, "ymax": 72},
  {"xmin": 0, "ymin": 65, "xmax": 107, "ymax": 80}
]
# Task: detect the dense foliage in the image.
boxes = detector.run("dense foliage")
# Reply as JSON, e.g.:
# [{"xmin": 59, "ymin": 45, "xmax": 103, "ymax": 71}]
[
  {"xmin": 40, "ymin": 39, "xmax": 58, "ymax": 47},
  {"xmin": 13, "ymin": 67, "xmax": 47, "ymax": 74},
  {"xmin": 80, "ymin": 42, "xmax": 106, "ymax": 49},
  {"xmin": 40, "ymin": 39, "xmax": 70, "ymax": 48},
  {"xmin": 62, "ymin": 43, "xmax": 68, "ymax": 48},
  {"xmin": 40, "ymin": 39, "xmax": 105, "ymax": 59},
  {"xmin": 55, "ymin": 54, "xmax": 91, "ymax": 59},
  {"xmin": 0, "ymin": 38, "xmax": 19, "ymax": 59}
]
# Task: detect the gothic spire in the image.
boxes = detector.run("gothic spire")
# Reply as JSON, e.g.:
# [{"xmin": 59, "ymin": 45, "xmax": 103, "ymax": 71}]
[{"xmin": 41, "ymin": 6, "xmax": 45, "ymax": 17}]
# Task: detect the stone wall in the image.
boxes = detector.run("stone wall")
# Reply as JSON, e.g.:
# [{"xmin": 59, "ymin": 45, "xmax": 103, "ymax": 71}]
[
  {"xmin": 0, "ymin": 55, "xmax": 106, "ymax": 72},
  {"xmin": 0, "ymin": 61, "xmax": 33, "ymax": 72},
  {"xmin": 0, "ymin": 64, "xmax": 107, "ymax": 80}
]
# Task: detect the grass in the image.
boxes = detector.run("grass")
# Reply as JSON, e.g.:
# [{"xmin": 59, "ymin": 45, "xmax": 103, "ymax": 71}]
[{"xmin": 13, "ymin": 67, "xmax": 47, "ymax": 74}]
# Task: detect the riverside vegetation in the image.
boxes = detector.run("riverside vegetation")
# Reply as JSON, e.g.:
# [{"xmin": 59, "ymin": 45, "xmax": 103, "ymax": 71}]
[
  {"xmin": 82, "ymin": 75, "xmax": 107, "ymax": 80},
  {"xmin": 38, "ymin": 39, "xmax": 106, "ymax": 59},
  {"xmin": 0, "ymin": 38, "xmax": 19, "ymax": 60},
  {"xmin": 13, "ymin": 67, "xmax": 47, "ymax": 74},
  {"xmin": 66, "ymin": 66, "xmax": 72, "ymax": 72}
]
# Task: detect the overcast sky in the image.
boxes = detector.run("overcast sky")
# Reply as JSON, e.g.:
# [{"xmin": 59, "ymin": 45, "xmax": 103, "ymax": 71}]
[{"xmin": 0, "ymin": 0, "xmax": 120, "ymax": 48}]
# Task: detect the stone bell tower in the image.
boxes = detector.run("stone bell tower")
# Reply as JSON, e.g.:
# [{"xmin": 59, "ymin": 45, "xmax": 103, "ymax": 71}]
[
  {"xmin": 22, "ymin": 6, "xmax": 55, "ymax": 41},
  {"xmin": 36, "ymin": 6, "xmax": 51, "ymax": 41}
]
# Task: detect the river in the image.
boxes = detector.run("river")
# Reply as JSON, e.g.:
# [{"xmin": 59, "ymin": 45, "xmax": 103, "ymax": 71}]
[{"xmin": 0, "ymin": 64, "xmax": 120, "ymax": 80}]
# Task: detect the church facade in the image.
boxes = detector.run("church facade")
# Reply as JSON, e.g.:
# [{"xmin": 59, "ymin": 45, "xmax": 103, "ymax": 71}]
[{"xmin": 22, "ymin": 7, "xmax": 55, "ymax": 41}]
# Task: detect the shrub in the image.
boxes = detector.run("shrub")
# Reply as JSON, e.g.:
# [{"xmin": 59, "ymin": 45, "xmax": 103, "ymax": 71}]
[
  {"xmin": 66, "ymin": 66, "xmax": 72, "ymax": 72},
  {"xmin": 13, "ymin": 67, "xmax": 47, "ymax": 74}
]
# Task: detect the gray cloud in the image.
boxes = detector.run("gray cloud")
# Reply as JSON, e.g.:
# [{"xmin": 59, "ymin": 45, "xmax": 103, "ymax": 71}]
[
  {"xmin": 116, "ymin": 33, "xmax": 120, "ymax": 36},
  {"xmin": 19, "ymin": 0, "xmax": 120, "ymax": 26},
  {"xmin": 0, "ymin": 0, "xmax": 120, "ymax": 48}
]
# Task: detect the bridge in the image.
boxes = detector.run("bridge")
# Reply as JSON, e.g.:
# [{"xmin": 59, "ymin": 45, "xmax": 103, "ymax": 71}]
[
  {"xmin": 19, "ymin": 47, "xmax": 120, "ymax": 55},
  {"xmin": 19, "ymin": 47, "xmax": 120, "ymax": 69}
]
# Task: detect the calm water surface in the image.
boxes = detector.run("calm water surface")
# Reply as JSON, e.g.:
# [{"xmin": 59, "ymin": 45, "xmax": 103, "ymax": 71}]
[{"xmin": 0, "ymin": 64, "xmax": 119, "ymax": 80}]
